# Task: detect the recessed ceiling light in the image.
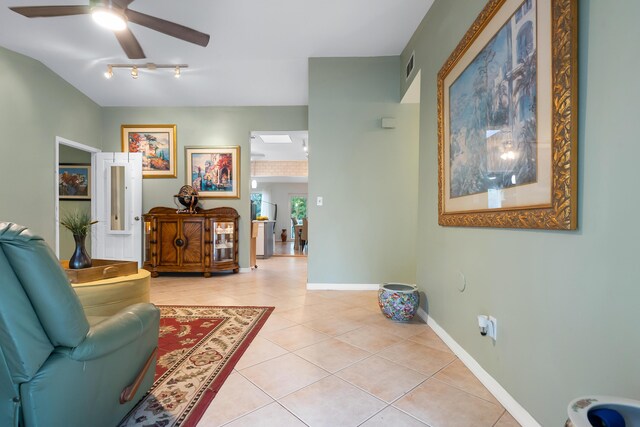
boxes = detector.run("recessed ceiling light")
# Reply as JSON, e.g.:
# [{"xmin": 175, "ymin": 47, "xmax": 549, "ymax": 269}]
[{"xmin": 259, "ymin": 134, "xmax": 292, "ymax": 143}]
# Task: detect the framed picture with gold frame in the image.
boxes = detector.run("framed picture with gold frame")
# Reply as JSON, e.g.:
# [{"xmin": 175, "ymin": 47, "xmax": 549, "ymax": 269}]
[
  {"xmin": 437, "ymin": 0, "xmax": 578, "ymax": 229},
  {"xmin": 185, "ymin": 146, "xmax": 240, "ymax": 199},
  {"xmin": 121, "ymin": 124, "xmax": 177, "ymax": 178}
]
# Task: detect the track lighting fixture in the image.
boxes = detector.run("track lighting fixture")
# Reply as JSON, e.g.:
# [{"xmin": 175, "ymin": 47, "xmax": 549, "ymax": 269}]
[{"xmin": 104, "ymin": 63, "xmax": 189, "ymax": 80}]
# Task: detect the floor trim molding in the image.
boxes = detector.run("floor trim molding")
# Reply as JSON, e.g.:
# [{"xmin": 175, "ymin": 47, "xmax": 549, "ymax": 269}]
[
  {"xmin": 416, "ymin": 308, "xmax": 540, "ymax": 427},
  {"xmin": 239, "ymin": 267, "xmax": 251, "ymax": 273},
  {"xmin": 306, "ymin": 283, "xmax": 379, "ymax": 291}
]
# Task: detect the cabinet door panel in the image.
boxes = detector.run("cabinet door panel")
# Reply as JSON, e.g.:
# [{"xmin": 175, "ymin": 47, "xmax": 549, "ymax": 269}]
[
  {"xmin": 158, "ymin": 220, "xmax": 179, "ymax": 265},
  {"xmin": 182, "ymin": 219, "xmax": 204, "ymax": 266}
]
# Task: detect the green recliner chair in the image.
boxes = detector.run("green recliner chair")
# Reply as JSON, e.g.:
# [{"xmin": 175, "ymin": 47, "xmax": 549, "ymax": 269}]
[{"xmin": 0, "ymin": 223, "xmax": 160, "ymax": 427}]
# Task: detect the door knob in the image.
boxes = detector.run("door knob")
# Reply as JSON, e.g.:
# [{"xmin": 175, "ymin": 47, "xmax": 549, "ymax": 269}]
[{"xmin": 134, "ymin": 216, "xmax": 140, "ymax": 221}]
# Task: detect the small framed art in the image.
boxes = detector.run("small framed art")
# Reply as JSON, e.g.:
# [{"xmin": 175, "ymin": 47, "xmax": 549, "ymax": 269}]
[{"xmin": 59, "ymin": 164, "xmax": 91, "ymax": 200}]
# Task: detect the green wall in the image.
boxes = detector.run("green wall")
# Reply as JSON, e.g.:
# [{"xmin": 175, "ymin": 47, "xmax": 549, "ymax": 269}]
[
  {"xmin": 401, "ymin": 0, "xmax": 640, "ymax": 425},
  {"xmin": 0, "ymin": 47, "xmax": 102, "ymax": 243},
  {"xmin": 101, "ymin": 107, "xmax": 308, "ymax": 268},
  {"xmin": 308, "ymin": 57, "xmax": 419, "ymax": 285}
]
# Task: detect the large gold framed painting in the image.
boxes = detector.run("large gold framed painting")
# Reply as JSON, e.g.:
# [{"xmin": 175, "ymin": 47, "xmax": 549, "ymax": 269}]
[{"xmin": 438, "ymin": 0, "xmax": 577, "ymax": 229}]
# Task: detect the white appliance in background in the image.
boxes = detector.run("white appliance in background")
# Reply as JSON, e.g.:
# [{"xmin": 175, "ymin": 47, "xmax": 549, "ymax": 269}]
[
  {"xmin": 92, "ymin": 152, "xmax": 143, "ymax": 266},
  {"xmin": 255, "ymin": 220, "xmax": 275, "ymax": 259}
]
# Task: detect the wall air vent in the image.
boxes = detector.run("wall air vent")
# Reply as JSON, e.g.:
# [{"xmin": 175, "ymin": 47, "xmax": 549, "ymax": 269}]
[{"xmin": 406, "ymin": 51, "xmax": 415, "ymax": 80}]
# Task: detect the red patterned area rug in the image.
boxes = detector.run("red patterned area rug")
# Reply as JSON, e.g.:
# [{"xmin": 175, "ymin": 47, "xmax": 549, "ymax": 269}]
[{"xmin": 119, "ymin": 305, "xmax": 274, "ymax": 427}]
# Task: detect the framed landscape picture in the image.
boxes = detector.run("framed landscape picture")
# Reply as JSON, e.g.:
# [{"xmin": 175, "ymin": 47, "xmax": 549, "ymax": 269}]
[
  {"xmin": 437, "ymin": 0, "xmax": 578, "ymax": 229},
  {"xmin": 185, "ymin": 146, "xmax": 240, "ymax": 198},
  {"xmin": 121, "ymin": 124, "xmax": 177, "ymax": 178},
  {"xmin": 59, "ymin": 164, "xmax": 90, "ymax": 200}
]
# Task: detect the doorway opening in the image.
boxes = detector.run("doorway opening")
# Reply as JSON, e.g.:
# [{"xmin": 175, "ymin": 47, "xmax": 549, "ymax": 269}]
[
  {"xmin": 290, "ymin": 195, "xmax": 307, "ymax": 237},
  {"xmin": 54, "ymin": 137, "xmax": 101, "ymax": 260},
  {"xmin": 250, "ymin": 130, "xmax": 308, "ymax": 259}
]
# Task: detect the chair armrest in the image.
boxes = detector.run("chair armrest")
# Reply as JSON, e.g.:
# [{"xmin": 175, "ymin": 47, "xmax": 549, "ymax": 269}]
[{"xmin": 56, "ymin": 303, "xmax": 159, "ymax": 361}]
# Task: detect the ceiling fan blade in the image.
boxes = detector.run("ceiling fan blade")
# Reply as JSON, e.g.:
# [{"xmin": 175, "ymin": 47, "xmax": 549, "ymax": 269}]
[
  {"xmin": 114, "ymin": 28, "xmax": 145, "ymax": 59},
  {"xmin": 9, "ymin": 5, "xmax": 91, "ymax": 18},
  {"xmin": 125, "ymin": 9, "xmax": 210, "ymax": 47}
]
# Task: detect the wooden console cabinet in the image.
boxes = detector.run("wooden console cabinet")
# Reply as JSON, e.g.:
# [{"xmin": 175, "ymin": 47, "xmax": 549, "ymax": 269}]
[{"xmin": 143, "ymin": 207, "xmax": 239, "ymax": 277}]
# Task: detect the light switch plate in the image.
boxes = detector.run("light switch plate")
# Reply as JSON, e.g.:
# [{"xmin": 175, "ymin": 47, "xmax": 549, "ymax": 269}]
[{"xmin": 316, "ymin": 196, "xmax": 323, "ymax": 206}]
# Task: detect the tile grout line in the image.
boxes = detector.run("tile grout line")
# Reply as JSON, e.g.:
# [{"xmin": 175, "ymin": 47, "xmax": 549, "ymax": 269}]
[
  {"xmin": 429, "ymin": 375, "xmax": 504, "ymax": 407},
  {"xmin": 153, "ymin": 258, "xmax": 516, "ymax": 426}
]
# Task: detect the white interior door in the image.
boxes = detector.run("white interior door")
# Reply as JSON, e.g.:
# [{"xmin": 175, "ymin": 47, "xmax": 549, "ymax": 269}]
[{"xmin": 92, "ymin": 152, "xmax": 143, "ymax": 266}]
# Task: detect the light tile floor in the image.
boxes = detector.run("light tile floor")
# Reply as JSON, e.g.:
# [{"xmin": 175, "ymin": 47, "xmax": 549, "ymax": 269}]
[
  {"xmin": 273, "ymin": 241, "xmax": 307, "ymax": 257},
  {"xmin": 150, "ymin": 257, "xmax": 521, "ymax": 427}
]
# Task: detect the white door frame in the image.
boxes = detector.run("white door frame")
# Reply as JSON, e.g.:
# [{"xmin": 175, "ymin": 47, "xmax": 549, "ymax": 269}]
[{"xmin": 54, "ymin": 136, "xmax": 101, "ymax": 258}]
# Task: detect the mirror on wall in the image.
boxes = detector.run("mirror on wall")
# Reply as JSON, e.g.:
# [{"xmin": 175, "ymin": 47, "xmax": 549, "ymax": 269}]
[{"xmin": 109, "ymin": 165, "xmax": 128, "ymax": 232}]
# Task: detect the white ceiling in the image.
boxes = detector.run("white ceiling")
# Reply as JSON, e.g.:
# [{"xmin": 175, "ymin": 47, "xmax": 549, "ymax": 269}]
[
  {"xmin": 251, "ymin": 131, "xmax": 308, "ymax": 161},
  {"xmin": 0, "ymin": 0, "xmax": 433, "ymax": 107},
  {"xmin": 250, "ymin": 130, "xmax": 308, "ymax": 184}
]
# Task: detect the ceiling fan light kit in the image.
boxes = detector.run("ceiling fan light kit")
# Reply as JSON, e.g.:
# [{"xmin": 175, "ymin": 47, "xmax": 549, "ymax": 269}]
[{"xmin": 91, "ymin": 4, "xmax": 127, "ymax": 31}]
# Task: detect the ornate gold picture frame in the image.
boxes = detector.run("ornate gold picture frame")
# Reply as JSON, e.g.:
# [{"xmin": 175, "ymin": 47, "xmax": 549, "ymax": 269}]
[
  {"xmin": 437, "ymin": 0, "xmax": 577, "ymax": 229},
  {"xmin": 185, "ymin": 146, "xmax": 240, "ymax": 199},
  {"xmin": 121, "ymin": 124, "xmax": 177, "ymax": 178}
]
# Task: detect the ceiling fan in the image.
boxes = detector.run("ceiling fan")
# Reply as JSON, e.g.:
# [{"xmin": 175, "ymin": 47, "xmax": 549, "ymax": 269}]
[{"xmin": 9, "ymin": 0, "xmax": 210, "ymax": 59}]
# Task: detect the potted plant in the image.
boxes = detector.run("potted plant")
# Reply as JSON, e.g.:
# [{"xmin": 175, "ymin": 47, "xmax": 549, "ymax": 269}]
[{"xmin": 60, "ymin": 209, "xmax": 97, "ymax": 269}]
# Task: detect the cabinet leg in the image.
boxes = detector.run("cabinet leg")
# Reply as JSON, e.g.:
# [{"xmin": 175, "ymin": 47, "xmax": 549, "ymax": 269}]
[
  {"xmin": 233, "ymin": 268, "xmax": 239, "ymax": 273},
  {"xmin": 151, "ymin": 271, "xmax": 159, "ymax": 278},
  {"xmin": 204, "ymin": 272, "xmax": 211, "ymax": 278}
]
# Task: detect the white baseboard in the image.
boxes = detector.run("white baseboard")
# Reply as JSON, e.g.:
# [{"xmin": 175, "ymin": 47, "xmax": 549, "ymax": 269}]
[
  {"xmin": 306, "ymin": 283, "xmax": 379, "ymax": 291},
  {"xmin": 239, "ymin": 267, "xmax": 251, "ymax": 273},
  {"xmin": 416, "ymin": 308, "xmax": 540, "ymax": 427}
]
